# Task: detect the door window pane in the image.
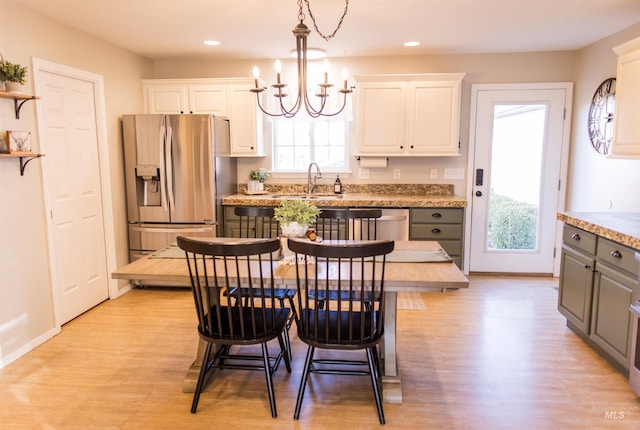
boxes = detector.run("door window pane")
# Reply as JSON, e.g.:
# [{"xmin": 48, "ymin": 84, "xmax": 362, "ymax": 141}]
[{"xmin": 487, "ymin": 104, "xmax": 546, "ymax": 251}]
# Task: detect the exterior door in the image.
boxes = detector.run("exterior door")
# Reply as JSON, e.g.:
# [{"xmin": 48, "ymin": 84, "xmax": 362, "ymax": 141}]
[
  {"xmin": 38, "ymin": 69, "xmax": 109, "ymax": 324},
  {"xmin": 468, "ymin": 84, "xmax": 572, "ymax": 274}
]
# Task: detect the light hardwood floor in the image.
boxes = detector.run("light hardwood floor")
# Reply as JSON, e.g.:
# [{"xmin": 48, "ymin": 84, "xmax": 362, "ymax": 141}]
[{"xmin": 1, "ymin": 276, "xmax": 639, "ymax": 429}]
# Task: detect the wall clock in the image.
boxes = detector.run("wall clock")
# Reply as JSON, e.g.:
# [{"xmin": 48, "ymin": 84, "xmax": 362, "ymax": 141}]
[{"xmin": 588, "ymin": 77, "xmax": 616, "ymax": 155}]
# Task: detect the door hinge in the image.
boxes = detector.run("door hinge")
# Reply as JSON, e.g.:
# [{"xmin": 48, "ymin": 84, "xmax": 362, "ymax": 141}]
[
  {"xmin": 50, "ymin": 210, "xmax": 53, "ymax": 220},
  {"xmin": 563, "ymin": 108, "xmax": 566, "ymax": 120},
  {"xmin": 553, "ymin": 247, "xmax": 556, "ymax": 258},
  {"xmin": 558, "ymin": 179, "xmax": 561, "ymax": 191}
]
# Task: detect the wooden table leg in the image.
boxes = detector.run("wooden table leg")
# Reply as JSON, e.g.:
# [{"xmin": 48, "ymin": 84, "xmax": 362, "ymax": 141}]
[
  {"xmin": 381, "ymin": 291, "xmax": 403, "ymax": 404},
  {"xmin": 183, "ymin": 339, "xmax": 207, "ymax": 393}
]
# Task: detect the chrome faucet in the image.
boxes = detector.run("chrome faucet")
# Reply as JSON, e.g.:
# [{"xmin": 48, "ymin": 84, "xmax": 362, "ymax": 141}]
[{"xmin": 307, "ymin": 162, "xmax": 322, "ymax": 194}]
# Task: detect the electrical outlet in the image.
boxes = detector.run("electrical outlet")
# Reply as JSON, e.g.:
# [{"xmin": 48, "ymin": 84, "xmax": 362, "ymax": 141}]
[
  {"xmin": 359, "ymin": 168, "xmax": 370, "ymax": 179},
  {"xmin": 393, "ymin": 169, "xmax": 401, "ymax": 179},
  {"xmin": 430, "ymin": 168, "xmax": 438, "ymax": 179}
]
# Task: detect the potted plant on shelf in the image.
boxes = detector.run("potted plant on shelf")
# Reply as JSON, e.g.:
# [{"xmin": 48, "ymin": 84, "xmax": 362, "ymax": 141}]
[
  {"xmin": 248, "ymin": 168, "xmax": 269, "ymax": 193},
  {"xmin": 0, "ymin": 58, "xmax": 28, "ymax": 93},
  {"xmin": 274, "ymin": 199, "xmax": 320, "ymax": 237}
]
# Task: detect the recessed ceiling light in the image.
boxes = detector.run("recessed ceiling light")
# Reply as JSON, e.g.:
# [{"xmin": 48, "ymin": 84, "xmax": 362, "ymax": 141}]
[
  {"xmin": 290, "ymin": 48, "xmax": 326, "ymax": 60},
  {"xmin": 203, "ymin": 40, "xmax": 220, "ymax": 46},
  {"xmin": 404, "ymin": 41, "xmax": 420, "ymax": 47}
]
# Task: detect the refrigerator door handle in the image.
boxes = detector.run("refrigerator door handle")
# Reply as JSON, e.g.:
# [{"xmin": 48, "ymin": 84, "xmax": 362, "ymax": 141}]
[
  {"xmin": 164, "ymin": 122, "xmax": 176, "ymax": 216},
  {"xmin": 130, "ymin": 226, "xmax": 214, "ymax": 234}
]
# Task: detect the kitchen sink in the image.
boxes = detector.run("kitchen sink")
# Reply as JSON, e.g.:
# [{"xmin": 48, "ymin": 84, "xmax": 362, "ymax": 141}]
[{"xmin": 269, "ymin": 193, "xmax": 343, "ymax": 200}]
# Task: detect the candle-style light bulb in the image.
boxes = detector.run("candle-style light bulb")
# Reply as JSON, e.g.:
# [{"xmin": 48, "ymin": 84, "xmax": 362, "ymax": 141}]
[
  {"xmin": 322, "ymin": 59, "xmax": 330, "ymax": 84},
  {"xmin": 252, "ymin": 66, "xmax": 260, "ymax": 88},
  {"xmin": 275, "ymin": 59, "xmax": 282, "ymax": 84},
  {"xmin": 342, "ymin": 68, "xmax": 348, "ymax": 90}
]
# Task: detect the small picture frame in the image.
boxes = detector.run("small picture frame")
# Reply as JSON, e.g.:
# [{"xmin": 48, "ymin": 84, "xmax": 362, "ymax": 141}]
[
  {"xmin": 0, "ymin": 133, "xmax": 8, "ymax": 154},
  {"xmin": 7, "ymin": 130, "xmax": 32, "ymax": 153}
]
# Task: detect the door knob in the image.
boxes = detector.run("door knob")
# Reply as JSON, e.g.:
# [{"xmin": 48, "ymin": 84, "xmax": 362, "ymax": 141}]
[{"xmin": 475, "ymin": 191, "xmax": 483, "ymax": 197}]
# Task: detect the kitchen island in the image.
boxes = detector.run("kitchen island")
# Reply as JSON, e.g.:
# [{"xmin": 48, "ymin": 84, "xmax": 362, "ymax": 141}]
[{"xmin": 556, "ymin": 211, "xmax": 640, "ymax": 375}]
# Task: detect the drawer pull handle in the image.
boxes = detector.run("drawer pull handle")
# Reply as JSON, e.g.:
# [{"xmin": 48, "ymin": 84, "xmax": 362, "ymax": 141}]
[
  {"xmin": 431, "ymin": 228, "xmax": 441, "ymax": 234},
  {"xmin": 431, "ymin": 213, "xmax": 442, "ymax": 218},
  {"xmin": 611, "ymin": 250, "xmax": 622, "ymax": 258},
  {"xmin": 571, "ymin": 233, "xmax": 580, "ymax": 241}
]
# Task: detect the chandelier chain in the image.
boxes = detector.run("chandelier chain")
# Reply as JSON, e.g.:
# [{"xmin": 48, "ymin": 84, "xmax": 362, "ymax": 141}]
[{"xmin": 300, "ymin": 0, "xmax": 350, "ymax": 41}]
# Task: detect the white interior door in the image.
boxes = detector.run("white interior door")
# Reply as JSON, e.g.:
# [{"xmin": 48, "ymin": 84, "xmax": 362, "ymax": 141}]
[
  {"xmin": 468, "ymin": 84, "xmax": 571, "ymax": 274},
  {"xmin": 39, "ymin": 70, "xmax": 109, "ymax": 324}
]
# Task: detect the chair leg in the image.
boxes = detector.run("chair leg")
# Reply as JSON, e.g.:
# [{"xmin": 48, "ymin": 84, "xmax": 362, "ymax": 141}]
[
  {"xmin": 278, "ymin": 297, "xmax": 294, "ymax": 361},
  {"xmin": 262, "ymin": 342, "xmax": 278, "ymax": 418},
  {"xmin": 294, "ymin": 345, "xmax": 315, "ymax": 420},
  {"xmin": 191, "ymin": 341, "xmax": 213, "ymax": 413},
  {"xmin": 277, "ymin": 333, "xmax": 292, "ymax": 373},
  {"xmin": 366, "ymin": 347, "xmax": 385, "ymax": 424}
]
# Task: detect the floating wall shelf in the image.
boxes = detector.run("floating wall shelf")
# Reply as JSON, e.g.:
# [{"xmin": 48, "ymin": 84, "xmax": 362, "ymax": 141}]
[
  {"xmin": 0, "ymin": 153, "xmax": 45, "ymax": 175},
  {"xmin": 0, "ymin": 90, "xmax": 40, "ymax": 119}
]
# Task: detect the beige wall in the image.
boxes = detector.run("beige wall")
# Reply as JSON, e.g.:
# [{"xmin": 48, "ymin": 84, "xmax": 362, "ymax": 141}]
[
  {"xmin": 567, "ymin": 22, "xmax": 640, "ymax": 211},
  {"xmin": 0, "ymin": 1, "xmax": 152, "ymax": 365}
]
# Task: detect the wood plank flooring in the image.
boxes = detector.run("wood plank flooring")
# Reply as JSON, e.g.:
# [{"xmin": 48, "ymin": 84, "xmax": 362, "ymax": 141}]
[{"xmin": 1, "ymin": 275, "xmax": 639, "ymax": 429}]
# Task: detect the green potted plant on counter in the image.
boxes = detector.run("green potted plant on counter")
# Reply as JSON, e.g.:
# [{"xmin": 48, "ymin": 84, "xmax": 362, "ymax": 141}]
[
  {"xmin": 248, "ymin": 168, "xmax": 269, "ymax": 193},
  {"xmin": 0, "ymin": 57, "xmax": 28, "ymax": 93},
  {"xmin": 274, "ymin": 199, "xmax": 320, "ymax": 237}
]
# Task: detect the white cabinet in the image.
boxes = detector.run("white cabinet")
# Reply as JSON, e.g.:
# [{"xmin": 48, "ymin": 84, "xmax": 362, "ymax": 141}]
[
  {"xmin": 354, "ymin": 74, "xmax": 465, "ymax": 157},
  {"xmin": 141, "ymin": 78, "xmax": 264, "ymax": 157},
  {"xmin": 143, "ymin": 80, "xmax": 227, "ymax": 115},
  {"xmin": 611, "ymin": 37, "xmax": 640, "ymax": 158},
  {"xmin": 227, "ymin": 84, "xmax": 264, "ymax": 157}
]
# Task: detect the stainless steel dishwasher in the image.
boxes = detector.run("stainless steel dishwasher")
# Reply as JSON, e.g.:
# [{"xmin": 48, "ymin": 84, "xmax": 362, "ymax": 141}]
[{"xmin": 355, "ymin": 208, "xmax": 409, "ymax": 241}]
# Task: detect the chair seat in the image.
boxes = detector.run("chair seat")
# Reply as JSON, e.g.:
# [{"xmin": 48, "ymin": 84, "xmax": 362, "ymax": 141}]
[
  {"xmin": 297, "ymin": 309, "xmax": 382, "ymax": 348},
  {"xmin": 308, "ymin": 290, "xmax": 374, "ymax": 302},
  {"xmin": 226, "ymin": 287, "xmax": 296, "ymax": 300},
  {"xmin": 201, "ymin": 306, "xmax": 290, "ymax": 345}
]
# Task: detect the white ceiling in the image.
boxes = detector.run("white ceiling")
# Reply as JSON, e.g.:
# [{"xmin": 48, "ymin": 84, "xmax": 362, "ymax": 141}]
[{"xmin": 10, "ymin": 0, "xmax": 640, "ymax": 61}]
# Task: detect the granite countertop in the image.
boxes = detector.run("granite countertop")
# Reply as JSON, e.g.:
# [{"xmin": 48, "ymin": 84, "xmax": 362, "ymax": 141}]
[
  {"xmin": 222, "ymin": 183, "xmax": 467, "ymax": 208},
  {"xmin": 222, "ymin": 192, "xmax": 467, "ymax": 208},
  {"xmin": 557, "ymin": 212, "xmax": 640, "ymax": 251}
]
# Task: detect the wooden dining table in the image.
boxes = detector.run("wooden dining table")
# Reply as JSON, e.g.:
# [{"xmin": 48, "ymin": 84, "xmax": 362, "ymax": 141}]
[{"xmin": 111, "ymin": 239, "xmax": 468, "ymax": 404}]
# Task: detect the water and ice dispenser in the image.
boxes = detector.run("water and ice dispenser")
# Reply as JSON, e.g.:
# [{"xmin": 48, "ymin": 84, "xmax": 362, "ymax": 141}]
[{"xmin": 135, "ymin": 165, "xmax": 161, "ymax": 206}]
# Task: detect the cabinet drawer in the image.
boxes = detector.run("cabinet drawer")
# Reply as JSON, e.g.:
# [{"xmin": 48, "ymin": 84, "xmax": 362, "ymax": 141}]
[
  {"xmin": 597, "ymin": 238, "xmax": 639, "ymax": 276},
  {"xmin": 438, "ymin": 240, "xmax": 462, "ymax": 257},
  {"xmin": 562, "ymin": 225, "xmax": 597, "ymax": 255},
  {"xmin": 410, "ymin": 224, "xmax": 462, "ymax": 240},
  {"xmin": 411, "ymin": 208, "xmax": 463, "ymax": 224}
]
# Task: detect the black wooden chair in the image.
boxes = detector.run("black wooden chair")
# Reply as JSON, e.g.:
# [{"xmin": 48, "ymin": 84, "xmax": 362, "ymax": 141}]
[
  {"xmin": 235, "ymin": 206, "xmax": 279, "ymax": 239},
  {"xmin": 315, "ymin": 208, "xmax": 382, "ymax": 241},
  {"xmin": 287, "ymin": 238, "xmax": 395, "ymax": 424},
  {"xmin": 314, "ymin": 208, "xmax": 383, "ymax": 307},
  {"xmin": 229, "ymin": 206, "xmax": 296, "ymax": 359},
  {"xmin": 177, "ymin": 236, "xmax": 291, "ymax": 417}
]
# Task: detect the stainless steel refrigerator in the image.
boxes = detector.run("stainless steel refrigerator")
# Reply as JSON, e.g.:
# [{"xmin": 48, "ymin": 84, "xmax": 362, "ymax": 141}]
[{"xmin": 122, "ymin": 114, "xmax": 237, "ymax": 261}]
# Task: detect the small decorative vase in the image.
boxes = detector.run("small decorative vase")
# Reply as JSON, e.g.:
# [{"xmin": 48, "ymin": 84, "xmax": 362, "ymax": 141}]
[
  {"xmin": 281, "ymin": 222, "xmax": 308, "ymax": 238},
  {"xmin": 247, "ymin": 180, "xmax": 259, "ymax": 193},
  {"xmin": 6, "ymin": 82, "xmax": 23, "ymax": 94},
  {"xmin": 256, "ymin": 181, "xmax": 264, "ymax": 192}
]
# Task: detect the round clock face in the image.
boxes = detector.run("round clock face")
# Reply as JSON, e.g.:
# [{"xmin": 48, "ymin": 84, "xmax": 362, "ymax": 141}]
[{"xmin": 588, "ymin": 77, "xmax": 616, "ymax": 155}]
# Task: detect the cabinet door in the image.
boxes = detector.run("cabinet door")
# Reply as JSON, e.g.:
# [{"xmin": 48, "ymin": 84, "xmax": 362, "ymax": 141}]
[
  {"xmin": 408, "ymin": 81, "xmax": 461, "ymax": 155},
  {"xmin": 590, "ymin": 263, "xmax": 635, "ymax": 369},
  {"xmin": 144, "ymin": 85, "xmax": 188, "ymax": 114},
  {"xmin": 227, "ymin": 85, "xmax": 264, "ymax": 157},
  {"xmin": 558, "ymin": 245, "xmax": 595, "ymax": 333},
  {"xmin": 188, "ymin": 85, "xmax": 227, "ymax": 115},
  {"xmin": 355, "ymin": 82, "xmax": 405, "ymax": 155},
  {"xmin": 611, "ymin": 37, "xmax": 640, "ymax": 158}
]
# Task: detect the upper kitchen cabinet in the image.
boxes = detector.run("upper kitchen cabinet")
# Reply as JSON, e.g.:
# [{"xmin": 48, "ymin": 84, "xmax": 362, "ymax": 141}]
[
  {"xmin": 143, "ymin": 79, "xmax": 227, "ymax": 115},
  {"xmin": 226, "ymin": 83, "xmax": 264, "ymax": 157},
  {"xmin": 141, "ymin": 78, "xmax": 264, "ymax": 157},
  {"xmin": 354, "ymin": 73, "xmax": 466, "ymax": 157},
  {"xmin": 611, "ymin": 37, "xmax": 640, "ymax": 158}
]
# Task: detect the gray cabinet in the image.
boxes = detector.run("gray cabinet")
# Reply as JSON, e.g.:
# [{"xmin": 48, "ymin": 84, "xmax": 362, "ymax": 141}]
[
  {"xmin": 558, "ymin": 245, "xmax": 595, "ymax": 332},
  {"xmin": 558, "ymin": 224, "xmax": 638, "ymax": 373},
  {"xmin": 410, "ymin": 208, "xmax": 464, "ymax": 268}
]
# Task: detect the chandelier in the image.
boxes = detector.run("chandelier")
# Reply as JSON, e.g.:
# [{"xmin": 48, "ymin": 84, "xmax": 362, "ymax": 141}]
[{"xmin": 251, "ymin": 0, "xmax": 353, "ymax": 118}]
